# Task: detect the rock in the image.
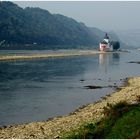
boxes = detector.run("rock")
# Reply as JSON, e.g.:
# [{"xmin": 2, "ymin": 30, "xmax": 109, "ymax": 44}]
[
  {"xmin": 128, "ymin": 61, "xmax": 140, "ymax": 64},
  {"xmin": 84, "ymin": 85, "xmax": 103, "ymax": 89},
  {"xmin": 80, "ymin": 79, "xmax": 85, "ymax": 82}
]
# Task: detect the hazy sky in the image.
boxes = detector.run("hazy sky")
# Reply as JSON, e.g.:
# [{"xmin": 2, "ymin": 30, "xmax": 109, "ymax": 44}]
[{"xmin": 14, "ymin": 1, "xmax": 140, "ymax": 31}]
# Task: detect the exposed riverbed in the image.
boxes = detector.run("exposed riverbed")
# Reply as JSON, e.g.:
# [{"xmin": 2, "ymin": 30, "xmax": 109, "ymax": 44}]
[
  {"xmin": 0, "ymin": 49, "xmax": 140, "ymax": 129},
  {"xmin": 0, "ymin": 76, "xmax": 140, "ymax": 138}
]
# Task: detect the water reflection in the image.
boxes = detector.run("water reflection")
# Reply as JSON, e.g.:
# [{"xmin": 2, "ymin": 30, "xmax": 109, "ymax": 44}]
[
  {"xmin": 99, "ymin": 53, "xmax": 120, "ymax": 73},
  {"xmin": 2, "ymin": 50, "xmax": 138, "ymax": 127},
  {"xmin": 112, "ymin": 53, "xmax": 120, "ymax": 62}
]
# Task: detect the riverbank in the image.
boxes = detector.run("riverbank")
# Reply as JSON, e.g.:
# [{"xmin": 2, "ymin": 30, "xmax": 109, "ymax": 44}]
[
  {"xmin": 0, "ymin": 50, "xmax": 124, "ymax": 61},
  {"xmin": 0, "ymin": 76, "xmax": 140, "ymax": 138}
]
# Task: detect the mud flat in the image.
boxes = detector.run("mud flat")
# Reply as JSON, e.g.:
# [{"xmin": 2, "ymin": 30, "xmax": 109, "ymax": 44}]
[
  {"xmin": 0, "ymin": 76, "xmax": 140, "ymax": 138},
  {"xmin": 0, "ymin": 50, "xmax": 123, "ymax": 61}
]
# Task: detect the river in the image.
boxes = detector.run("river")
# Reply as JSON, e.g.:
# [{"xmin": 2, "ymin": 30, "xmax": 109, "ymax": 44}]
[{"xmin": 0, "ymin": 49, "xmax": 140, "ymax": 126}]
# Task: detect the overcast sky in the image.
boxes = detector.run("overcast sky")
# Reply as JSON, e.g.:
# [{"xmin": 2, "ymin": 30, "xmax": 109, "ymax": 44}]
[{"xmin": 14, "ymin": 1, "xmax": 140, "ymax": 31}]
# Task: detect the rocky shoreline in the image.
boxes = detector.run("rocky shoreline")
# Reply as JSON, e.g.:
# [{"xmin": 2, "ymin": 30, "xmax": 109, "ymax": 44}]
[{"xmin": 0, "ymin": 76, "xmax": 140, "ymax": 138}]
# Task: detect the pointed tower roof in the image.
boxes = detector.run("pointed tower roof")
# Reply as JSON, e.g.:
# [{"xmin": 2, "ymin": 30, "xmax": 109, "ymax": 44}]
[{"xmin": 104, "ymin": 33, "xmax": 109, "ymax": 39}]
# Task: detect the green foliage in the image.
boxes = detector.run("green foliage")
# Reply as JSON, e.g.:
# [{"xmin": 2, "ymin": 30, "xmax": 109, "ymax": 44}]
[
  {"xmin": 62, "ymin": 102, "xmax": 140, "ymax": 139},
  {"xmin": 0, "ymin": 1, "xmax": 103, "ymax": 47},
  {"xmin": 111, "ymin": 41, "xmax": 120, "ymax": 50},
  {"xmin": 106, "ymin": 104, "xmax": 140, "ymax": 138}
]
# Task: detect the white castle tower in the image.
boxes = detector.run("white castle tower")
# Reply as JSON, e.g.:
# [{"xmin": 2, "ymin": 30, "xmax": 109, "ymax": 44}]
[
  {"xmin": 104, "ymin": 33, "xmax": 109, "ymax": 43},
  {"xmin": 99, "ymin": 33, "xmax": 113, "ymax": 51}
]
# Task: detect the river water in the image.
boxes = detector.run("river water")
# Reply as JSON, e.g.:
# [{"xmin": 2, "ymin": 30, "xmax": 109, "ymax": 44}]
[{"xmin": 0, "ymin": 49, "xmax": 140, "ymax": 126}]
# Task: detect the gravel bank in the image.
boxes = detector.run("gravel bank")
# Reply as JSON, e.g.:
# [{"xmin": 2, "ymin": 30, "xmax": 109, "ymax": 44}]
[
  {"xmin": 0, "ymin": 50, "xmax": 100, "ymax": 61},
  {"xmin": 0, "ymin": 76, "xmax": 140, "ymax": 138},
  {"xmin": 0, "ymin": 50, "xmax": 124, "ymax": 61}
]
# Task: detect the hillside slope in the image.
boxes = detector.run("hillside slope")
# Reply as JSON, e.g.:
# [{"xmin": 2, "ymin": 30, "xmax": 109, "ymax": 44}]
[
  {"xmin": 0, "ymin": 2, "xmax": 98, "ymax": 46},
  {"xmin": 0, "ymin": 1, "xmax": 123, "ymax": 49}
]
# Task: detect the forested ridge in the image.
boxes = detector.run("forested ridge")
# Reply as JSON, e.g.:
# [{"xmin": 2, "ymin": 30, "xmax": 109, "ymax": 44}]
[{"xmin": 0, "ymin": 1, "xmax": 122, "ymax": 49}]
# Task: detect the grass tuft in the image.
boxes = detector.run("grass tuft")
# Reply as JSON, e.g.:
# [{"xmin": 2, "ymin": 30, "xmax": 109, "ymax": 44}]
[{"xmin": 61, "ymin": 101, "xmax": 140, "ymax": 139}]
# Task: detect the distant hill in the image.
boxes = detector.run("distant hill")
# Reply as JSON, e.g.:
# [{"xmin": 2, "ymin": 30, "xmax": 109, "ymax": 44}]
[
  {"xmin": 0, "ymin": 1, "xmax": 122, "ymax": 49},
  {"xmin": 89, "ymin": 28, "xmax": 126, "ymax": 48},
  {"xmin": 108, "ymin": 31, "xmax": 127, "ymax": 48},
  {"xmin": 114, "ymin": 29, "xmax": 140, "ymax": 49}
]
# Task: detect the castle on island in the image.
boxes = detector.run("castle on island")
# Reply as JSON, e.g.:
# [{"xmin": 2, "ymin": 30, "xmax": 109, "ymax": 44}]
[{"xmin": 99, "ymin": 33, "xmax": 120, "ymax": 52}]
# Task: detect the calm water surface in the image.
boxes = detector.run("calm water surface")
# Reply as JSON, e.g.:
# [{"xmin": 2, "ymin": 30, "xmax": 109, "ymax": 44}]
[{"xmin": 0, "ymin": 50, "xmax": 140, "ymax": 126}]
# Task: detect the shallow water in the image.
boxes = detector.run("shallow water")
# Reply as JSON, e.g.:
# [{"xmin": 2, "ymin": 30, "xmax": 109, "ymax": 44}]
[{"xmin": 0, "ymin": 50, "xmax": 140, "ymax": 126}]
